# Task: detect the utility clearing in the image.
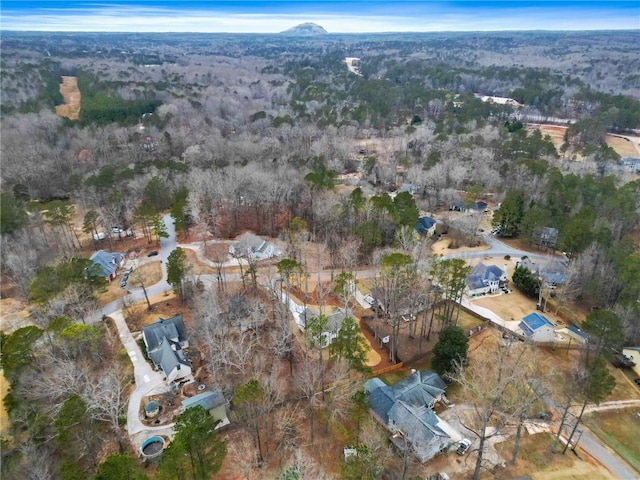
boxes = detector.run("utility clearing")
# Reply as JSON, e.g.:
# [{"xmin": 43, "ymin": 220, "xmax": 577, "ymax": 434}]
[{"xmin": 55, "ymin": 76, "xmax": 81, "ymax": 120}]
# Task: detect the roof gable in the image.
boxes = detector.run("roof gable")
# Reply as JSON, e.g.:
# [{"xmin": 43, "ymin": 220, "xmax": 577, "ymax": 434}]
[
  {"xmin": 149, "ymin": 339, "xmax": 189, "ymax": 376},
  {"xmin": 467, "ymin": 262, "xmax": 505, "ymax": 289},
  {"xmin": 143, "ymin": 314, "xmax": 187, "ymax": 351},
  {"xmin": 89, "ymin": 250, "xmax": 123, "ymax": 276},
  {"xmin": 388, "ymin": 401, "xmax": 449, "ymax": 446}
]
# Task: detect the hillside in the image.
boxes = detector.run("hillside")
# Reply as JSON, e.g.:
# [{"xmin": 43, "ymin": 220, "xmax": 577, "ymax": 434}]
[{"xmin": 280, "ymin": 22, "xmax": 328, "ymax": 36}]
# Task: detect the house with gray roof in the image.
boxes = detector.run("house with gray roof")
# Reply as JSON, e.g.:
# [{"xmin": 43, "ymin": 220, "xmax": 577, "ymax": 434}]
[
  {"xmin": 366, "ymin": 370, "xmax": 452, "ymax": 463},
  {"xmin": 298, "ymin": 307, "xmax": 351, "ymax": 347},
  {"xmin": 537, "ymin": 227, "xmax": 559, "ymax": 248},
  {"xmin": 229, "ymin": 232, "xmax": 280, "ymax": 261},
  {"xmin": 388, "ymin": 402, "xmax": 450, "ymax": 463},
  {"xmin": 89, "ymin": 250, "xmax": 124, "ymax": 282},
  {"xmin": 142, "ymin": 314, "xmax": 192, "ymax": 384},
  {"xmin": 466, "ymin": 262, "xmax": 507, "ymax": 296},
  {"xmin": 182, "ymin": 390, "xmax": 230, "ymax": 429},
  {"xmin": 516, "ymin": 257, "xmax": 567, "ymax": 285}
]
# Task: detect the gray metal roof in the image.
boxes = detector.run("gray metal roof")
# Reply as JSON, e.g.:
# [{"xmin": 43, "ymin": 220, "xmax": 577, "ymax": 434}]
[{"xmin": 182, "ymin": 390, "xmax": 226, "ymax": 411}]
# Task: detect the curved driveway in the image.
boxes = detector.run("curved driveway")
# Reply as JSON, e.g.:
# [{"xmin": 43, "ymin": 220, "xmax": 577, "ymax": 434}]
[{"xmin": 97, "ymin": 223, "xmax": 637, "ymax": 476}]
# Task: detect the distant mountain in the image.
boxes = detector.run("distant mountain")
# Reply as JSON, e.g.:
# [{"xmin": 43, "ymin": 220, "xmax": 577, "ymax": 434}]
[{"xmin": 280, "ymin": 23, "xmax": 328, "ymax": 36}]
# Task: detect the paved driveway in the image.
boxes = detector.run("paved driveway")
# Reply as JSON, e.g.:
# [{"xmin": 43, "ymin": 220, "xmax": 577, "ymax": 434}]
[{"xmin": 109, "ymin": 310, "xmax": 174, "ymax": 444}]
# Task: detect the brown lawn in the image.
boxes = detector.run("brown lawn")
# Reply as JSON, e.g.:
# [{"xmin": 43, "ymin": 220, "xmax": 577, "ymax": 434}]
[
  {"xmin": 182, "ymin": 248, "xmax": 216, "ymax": 275},
  {"xmin": 98, "ymin": 261, "xmax": 162, "ymax": 306},
  {"xmin": 605, "ymin": 134, "xmax": 640, "ymax": 158},
  {"xmin": 494, "ymin": 432, "xmax": 616, "ymax": 480},
  {"xmin": 55, "ymin": 76, "xmax": 81, "ymax": 120},
  {"xmin": 526, "ymin": 124, "xmax": 640, "ymax": 160},
  {"xmin": 584, "ymin": 409, "xmax": 640, "ymax": 472}
]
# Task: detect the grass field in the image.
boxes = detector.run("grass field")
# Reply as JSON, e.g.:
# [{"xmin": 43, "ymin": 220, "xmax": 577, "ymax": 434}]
[
  {"xmin": 98, "ymin": 261, "xmax": 162, "ymax": 306},
  {"xmin": 584, "ymin": 409, "xmax": 640, "ymax": 473},
  {"xmin": 494, "ymin": 433, "xmax": 615, "ymax": 480}
]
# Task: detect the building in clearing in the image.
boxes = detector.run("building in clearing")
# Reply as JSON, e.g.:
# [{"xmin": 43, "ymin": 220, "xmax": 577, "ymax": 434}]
[
  {"xmin": 229, "ymin": 232, "xmax": 280, "ymax": 260},
  {"xmin": 415, "ymin": 216, "xmax": 437, "ymax": 236},
  {"xmin": 519, "ymin": 312, "xmax": 556, "ymax": 343},
  {"xmin": 182, "ymin": 390, "xmax": 230, "ymax": 429}
]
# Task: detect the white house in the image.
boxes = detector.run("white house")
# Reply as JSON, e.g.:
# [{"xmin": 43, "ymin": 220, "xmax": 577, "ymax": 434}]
[
  {"xmin": 518, "ymin": 312, "xmax": 556, "ymax": 343},
  {"xmin": 229, "ymin": 232, "xmax": 280, "ymax": 261},
  {"xmin": 466, "ymin": 263, "xmax": 507, "ymax": 296}
]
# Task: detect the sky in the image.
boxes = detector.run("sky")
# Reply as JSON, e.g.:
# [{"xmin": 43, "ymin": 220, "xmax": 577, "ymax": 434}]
[{"xmin": 1, "ymin": 1, "xmax": 639, "ymax": 33}]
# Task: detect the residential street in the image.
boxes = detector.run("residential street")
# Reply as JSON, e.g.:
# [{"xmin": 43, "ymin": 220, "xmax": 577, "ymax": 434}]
[{"xmin": 93, "ymin": 222, "xmax": 638, "ymax": 476}]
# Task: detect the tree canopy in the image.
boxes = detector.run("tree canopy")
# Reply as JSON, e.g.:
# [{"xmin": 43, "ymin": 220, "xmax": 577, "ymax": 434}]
[
  {"xmin": 431, "ymin": 326, "xmax": 469, "ymax": 375},
  {"xmin": 157, "ymin": 406, "xmax": 227, "ymax": 480}
]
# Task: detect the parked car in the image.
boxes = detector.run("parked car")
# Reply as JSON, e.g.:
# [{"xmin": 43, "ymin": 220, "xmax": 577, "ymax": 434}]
[
  {"xmin": 612, "ymin": 353, "xmax": 636, "ymax": 368},
  {"xmin": 93, "ymin": 232, "xmax": 106, "ymax": 241},
  {"xmin": 634, "ymin": 378, "xmax": 640, "ymax": 387},
  {"xmin": 456, "ymin": 439, "xmax": 471, "ymax": 456},
  {"xmin": 147, "ymin": 251, "xmax": 159, "ymax": 257}
]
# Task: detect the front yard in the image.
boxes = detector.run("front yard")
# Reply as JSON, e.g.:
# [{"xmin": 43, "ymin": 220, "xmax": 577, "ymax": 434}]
[{"xmin": 583, "ymin": 408, "xmax": 640, "ymax": 473}]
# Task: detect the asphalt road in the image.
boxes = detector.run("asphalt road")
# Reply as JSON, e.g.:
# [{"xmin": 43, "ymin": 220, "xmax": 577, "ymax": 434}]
[{"xmin": 95, "ymin": 225, "xmax": 638, "ymax": 477}]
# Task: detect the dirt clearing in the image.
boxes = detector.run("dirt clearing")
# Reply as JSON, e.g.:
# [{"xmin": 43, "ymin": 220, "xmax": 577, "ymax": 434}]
[
  {"xmin": 55, "ymin": 76, "xmax": 81, "ymax": 120},
  {"xmin": 605, "ymin": 134, "xmax": 640, "ymax": 158},
  {"xmin": 527, "ymin": 123, "xmax": 640, "ymax": 159}
]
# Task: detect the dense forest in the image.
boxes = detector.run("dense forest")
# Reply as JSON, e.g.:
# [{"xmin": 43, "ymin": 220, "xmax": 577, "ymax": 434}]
[{"xmin": 1, "ymin": 30, "xmax": 639, "ymax": 480}]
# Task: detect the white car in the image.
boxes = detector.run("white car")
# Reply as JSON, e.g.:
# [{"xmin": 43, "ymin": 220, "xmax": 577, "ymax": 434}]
[{"xmin": 456, "ymin": 438, "xmax": 471, "ymax": 455}]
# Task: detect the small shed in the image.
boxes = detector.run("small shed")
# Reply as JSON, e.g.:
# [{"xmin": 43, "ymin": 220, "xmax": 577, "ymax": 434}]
[
  {"xmin": 182, "ymin": 390, "xmax": 229, "ymax": 429},
  {"xmin": 519, "ymin": 312, "xmax": 556, "ymax": 343}
]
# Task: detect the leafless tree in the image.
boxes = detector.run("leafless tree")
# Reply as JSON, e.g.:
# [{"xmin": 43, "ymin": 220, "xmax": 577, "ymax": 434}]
[
  {"xmin": 295, "ymin": 356, "xmax": 322, "ymax": 443},
  {"xmin": 452, "ymin": 338, "xmax": 534, "ymax": 480},
  {"xmin": 82, "ymin": 361, "xmax": 128, "ymax": 451}
]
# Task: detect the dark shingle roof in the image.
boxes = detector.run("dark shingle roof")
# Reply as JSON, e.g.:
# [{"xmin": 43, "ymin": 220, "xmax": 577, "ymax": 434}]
[
  {"xmin": 89, "ymin": 250, "xmax": 122, "ymax": 277},
  {"xmin": 142, "ymin": 314, "xmax": 190, "ymax": 376},
  {"xmin": 148, "ymin": 339, "xmax": 190, "ymax": 377},
  {"xmin": 415, "ymin": 216, "xmax": 436, "ymax": 235},
  {"xmin": 388, "ymin": 401, "xmax": 449, "ymax": 456},
  {"xmin": 466, "ymin": 263, "xmax": 504, "ymax": 290},
  {"xmin": 367, "ymin": 370, "xmax": 446, "ymax": 422},
  {"xmin": 142, "ymin": 315, "xmax": 187, "ymax": 351}
]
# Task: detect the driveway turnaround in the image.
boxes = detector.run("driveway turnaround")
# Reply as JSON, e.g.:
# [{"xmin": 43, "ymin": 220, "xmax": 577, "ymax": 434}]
[{"xmin": 109, "ymin": 311, "xmax": 174, "ymax": 445}]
